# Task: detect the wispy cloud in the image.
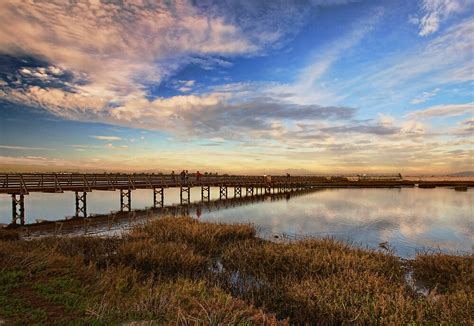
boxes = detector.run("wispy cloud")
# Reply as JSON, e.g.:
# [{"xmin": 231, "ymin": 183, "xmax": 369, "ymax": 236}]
[
  {"xmin": 175, "ymin": 80, "xmax": 196, "ymax": 93},
  {"xmin": 0, "ymin": 145, "xmax": 52, "ymax": 151},
  {"xmin": 270, "ymin": 8, "xmax": 383, "ymax": 105},
  {"xmin": 375, "ymin": 18, "xmax": 472, "ymax": 85},
  {"xmin": 410, "ymin": 88, "xmax": 440, "ymax": 104},
  {"xmin": 90, "ymin": 136, "xmax": 122, "ymax": 141},
  {"xmin": 410, "ymin": 0, "xmax": 472, "ymax": 36},
  {"xmin": 106, "ymin": 143, "xmax": 128, "ymax": 150},
  {"xmin": 406, "ymin": 103, "xmax": 474, "ymax": 119}
]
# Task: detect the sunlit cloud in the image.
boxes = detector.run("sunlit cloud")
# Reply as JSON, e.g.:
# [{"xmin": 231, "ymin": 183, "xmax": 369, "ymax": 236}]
[
  {"xmin": 0, "ymin": 145, "xmax": 52, "ymax": 151},
  {"xmin": 90, "ymin": 136, "xmax": 122, "ymax": 141},
  {"xmin": 406, "ymin": 103, "xmax": 474, "ymax": 119}
]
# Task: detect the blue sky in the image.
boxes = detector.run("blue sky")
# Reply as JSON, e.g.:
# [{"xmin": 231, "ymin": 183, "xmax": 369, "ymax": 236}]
[{"xmin": 0, "ymin": 0, "xmax": 472, "ymax": 174}]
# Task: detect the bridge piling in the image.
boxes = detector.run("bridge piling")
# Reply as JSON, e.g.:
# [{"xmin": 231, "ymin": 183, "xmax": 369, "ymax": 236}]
[
  {"xmin": 11, "ymin": 194, "xmax": 25, "ymax": 225},
  {"xmin": 246, "ymin": 187, "xmax": 253, "ymax": 197},
  {"xmin": 265, "ymin": 186, "xmax": 271, "ymax": 195},
  {"xmin": 120, "ymin": 189, "xmax": 132, "ymax": 211},
  {"xmin": 153, "ymin": 187, "xmax": 164, "ymax": 208},
  {"xmin": 219, "ymin": 186, "xmax": 227, "ymax": 199},
  {"xmin": 234, "ymin": 186, "xmax": 241, "ymax": 198},
  {"xmin": 75, "ymin": 191, "xmax": 87, "ymax": 218},
  {"xmin": 180, "ymin": 186, "xmax": 190, "ymax": 205},
  {"xmin": 201, "ymin": 186, "xmax": 210, "ymax": 202}
]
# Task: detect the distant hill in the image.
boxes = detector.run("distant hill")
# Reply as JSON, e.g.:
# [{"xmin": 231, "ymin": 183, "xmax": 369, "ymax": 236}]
[{"xmin": 449, "ymin": 171, "xmax": 474, "ymax": 177}]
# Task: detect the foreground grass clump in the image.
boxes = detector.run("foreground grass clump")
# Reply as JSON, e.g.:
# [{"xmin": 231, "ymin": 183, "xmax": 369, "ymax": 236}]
[
  {"xmin": 410, "ymin": 252, "xmax": 473, "ymax": 293},
  {"xmin": 0, "ymin": 229, "xmax": 19, "ymax": 241},
  {"xmin": 130, "ymin": 216, "xmax": 256, "ymax": 255},
  {"xmin": 0, "ymin": 217, "xmax": 472, "ymax": 325}
]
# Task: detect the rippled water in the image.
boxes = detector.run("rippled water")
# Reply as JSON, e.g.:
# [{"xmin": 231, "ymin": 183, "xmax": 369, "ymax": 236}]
[{"xmin": 1, "ymin": 187, "xmax": 472, "ymax": 258}]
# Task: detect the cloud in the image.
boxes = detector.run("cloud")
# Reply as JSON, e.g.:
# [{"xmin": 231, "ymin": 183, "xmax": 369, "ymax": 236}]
[
  {"xmin": 406, "ymin": 102, "xmax": 474, "ymax": 119},
  {"xmin": 410, "ymin": 88, "xmax": 440, "ymax": 104},
  {"xmin": 0, "ymin": 0, "xmax": 357, "ymax": 139},
  {"xmin": 337, "ymin": 18, "xmax": 474, "ymax": 111},
  {"xmin": 320, "ymin": 124, "xmax": 399, "ymax": 136},
  {"xmin": 453, "ymin": 117, "xmax": 474, "ymax": 137},
  {"xmin": 0, "ymin": 145, "xmax": 52, "ymax": 150},
  {"xmin": 106, "ymin": 93, "xmax": 356, "ymax": 140},
  {"xmin": 0, "ymin": 0, "xmax": 328, "ymax": 106},
  {"xmin": 174, "ymin": 80, "xmax": 196, "ymax": 93},
  {"xmin": 90, "ymin": 136, "xmax": 122, "ymax": 141},
  {"xmin": 0, "ymin": 1, "xmax": 472, "ymax": 174},
  {"xmin": 0, "ymin": 53, "xmax": 79, "ymax": 93},
  {"xmin": 106, "ymin": 143, "xmax": 128, "ymax": 150},
  {"xmin": 411, "ymin": 0, "xmax": 472, "ymax": 36},
  {"xmin": 381, "ymin": 18, "xmax": 473, "ymax": 84},
  {"xmin": 0, "ymin": 0, "xmax": 268, "ymax": 123},
  {"xmin": 0, "ymin": 155, "xmax": 68, "ymax": 167},
  {"xmin": 270, "ymin": 9, "xmax": 383, "ymax": 105}
]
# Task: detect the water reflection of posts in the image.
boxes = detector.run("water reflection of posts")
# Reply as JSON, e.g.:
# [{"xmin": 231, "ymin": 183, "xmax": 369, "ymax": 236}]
[
  {"xmin": 180, "ymin": 186, "xmax": 190, "ymax": 205},
  {"xmin": 246, "ymin": 187, "xmax": 254, "ymax": 196},
  {"xmin": 16, "ymin": 187, "xmax": 320, "ymax": 237},
  {"xmin": 153, "ymin": 187, "xmax": 164, "ymax": 208},
  {"xmin": 75, "ymin": 191, "xmax": 87, "ymax": 218},
  {"xmin": 120, "ymin": 189, "xmax": 132, "ymax": 212},
  {"xmin": 11, "ymin": 194, "xmax": 25, "ymax": 225},
  {"xmin": 201, "ymin": 186, "xmax": 210, "ymax": 202},
  {"xmin": 219, "ymin": 186, "xmax": 228, "ymax": 199},
  {"xmin": 234, "ymin": 186, "xmax": 242, "ymax": 198}
]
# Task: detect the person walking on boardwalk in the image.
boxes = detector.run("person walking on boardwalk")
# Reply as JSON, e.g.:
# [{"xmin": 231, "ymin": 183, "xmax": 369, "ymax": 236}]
[
  {"xmin": 171, "ymin": 170, "xmax": 176, "ymax": 182},
  {"xmin": 180, "ymin": 170, "xmax": 185, "ymax": 183},
  {"xmin": 196, "ymin": 170, "xmax": 202, "ymax": 182},
  {"xmin": 185, "ymin": 170, "xmax": 189, "ymax": 184}
]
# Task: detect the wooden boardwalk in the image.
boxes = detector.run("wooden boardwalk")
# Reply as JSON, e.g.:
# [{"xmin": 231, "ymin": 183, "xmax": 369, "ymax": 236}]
[
  {"xmin": 0, "ymin": 173, "xmax": 329, "ymax": 194},
  {"xmin": 1, "ymin": 173, "xmax": 344, "ymax": 224},
  {"xmin": 2, "ymin": 172, "xmax": 470, "ymax": 225}
]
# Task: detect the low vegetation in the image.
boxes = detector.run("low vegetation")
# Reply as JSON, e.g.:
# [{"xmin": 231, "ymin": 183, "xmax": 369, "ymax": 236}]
[{"xmin": 0, "ymin": 217, "xmax": 472, "ymax": 325}]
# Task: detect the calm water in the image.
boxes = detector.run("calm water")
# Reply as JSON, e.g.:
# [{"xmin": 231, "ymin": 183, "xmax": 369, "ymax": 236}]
[{"xmin": 0, "ymin": 187, "xmax": 472, "ymax": 258}]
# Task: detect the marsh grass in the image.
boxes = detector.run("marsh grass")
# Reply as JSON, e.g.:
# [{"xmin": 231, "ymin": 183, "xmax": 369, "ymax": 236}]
[
  {"xmin": 0, "ymin": 217, "xmax": 472, "ymax": 325},
  {"xmin": 0, "ymin": 229, "xmax": 19, "ymax": 241}
]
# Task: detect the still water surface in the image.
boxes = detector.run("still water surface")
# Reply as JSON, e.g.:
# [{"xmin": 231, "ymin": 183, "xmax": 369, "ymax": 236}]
[{"xmin": 0, "ymin": 187, "xmax": 472, "ymax": 258}]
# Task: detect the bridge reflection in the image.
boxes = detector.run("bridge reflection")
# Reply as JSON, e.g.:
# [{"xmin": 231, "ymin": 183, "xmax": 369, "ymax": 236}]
[{"xmin": 18, "ymin": 187, "xmax": 321, "ymax": 237}]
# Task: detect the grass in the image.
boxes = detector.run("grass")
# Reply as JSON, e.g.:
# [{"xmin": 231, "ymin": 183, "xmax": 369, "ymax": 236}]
[{"xmin": 0, "ymin": 217, "xmax": 472, "ymax": 325}]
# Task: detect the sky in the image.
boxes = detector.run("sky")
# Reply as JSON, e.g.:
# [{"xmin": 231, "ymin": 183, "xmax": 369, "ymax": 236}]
[{"xmin": 0, "ymin": 0, "xmax": 472, "ymax": 175}]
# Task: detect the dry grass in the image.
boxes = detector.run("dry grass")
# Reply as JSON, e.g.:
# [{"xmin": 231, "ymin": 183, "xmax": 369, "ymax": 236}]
[
  {"xmin": 0, "ymin": 229, "xmax": 20, "ymax": 241},
  {"xmin": 411, "ymin": 252, "xmax": 473, "ymax": 293},
  {"xmin": 118, "ymin": 240, "xmax": 209, "ymax": 278},
  {"xmin": 218, "ymin": 239, "xmax": 473, "ymax": 324},
  {"xmin": 129, "ymin": 216, "xmax": 256, "ymax": 256},
  {"xmin": 0, "ymin": 216, "xmax": 472, "ymax": 325}
]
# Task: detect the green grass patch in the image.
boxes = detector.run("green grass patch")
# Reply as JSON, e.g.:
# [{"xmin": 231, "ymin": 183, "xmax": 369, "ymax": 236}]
[{"xmin": 34, "ymin": 276, "xmax": 86, "ymax": 312}]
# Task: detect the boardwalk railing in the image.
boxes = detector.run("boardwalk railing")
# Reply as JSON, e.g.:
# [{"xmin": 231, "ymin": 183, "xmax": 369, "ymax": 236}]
[{"xmin": 0, "ymin": 173, "xmax": 336, "ymax": 194}]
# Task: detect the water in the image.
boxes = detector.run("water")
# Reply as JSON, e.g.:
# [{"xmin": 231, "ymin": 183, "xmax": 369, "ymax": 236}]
[{"xmin": 1, "ymin": 187, "xmax": 472, "ymax": 258}]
